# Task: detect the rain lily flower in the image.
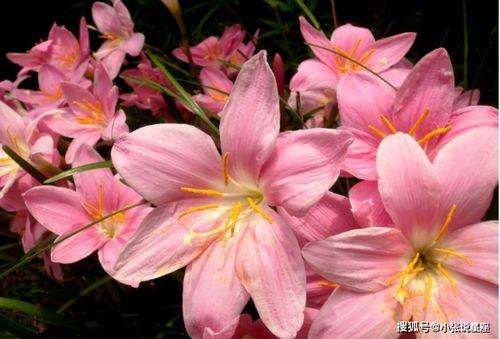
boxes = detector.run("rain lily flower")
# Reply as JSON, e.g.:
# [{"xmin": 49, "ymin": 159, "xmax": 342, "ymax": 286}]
[
  {"xmin": 336, "ymin": 48, "xmax": 498, "ymax": 180},
  {"xmin": 23, "ymin": 145, "xmax": 152, "ymax": 285},
  {"xmin": 0, "ymin": 101, "xmax": 59, "ymax": 199},
  {"xmin": 111, "ymin": 51, "xmax": 352, "ymax": 338},
  {"xmin": 7, "ymin": 18, "xmax": 90, "ymax": 78},
  {"xmin": 173, "ymin": 24, "xmax": 258, "ymax": 74},
  {"xmin": 303, "ymin": 131, "xmax": 498, "ymax": 338},
  {"xmin": 43, "ymin": 64, "xmax": 129, "ymax": 163},
  {"xmin": 92, "ymin": 0, "xmax": 145, "ymax": 79},
  {"xmin": 192, "ymin": 67, "xmax": 233, "ymax": 116},
  {"xmin": 288, "ymin": 17, "xmax": 415, "ymax": 127}
]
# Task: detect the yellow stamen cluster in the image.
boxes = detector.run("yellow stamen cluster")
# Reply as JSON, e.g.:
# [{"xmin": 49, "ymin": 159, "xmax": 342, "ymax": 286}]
[
  {"xmin": 367, "ymin": 108, "xmax": 452, "ymax": 146},
  {"xmin": 332, "ymin": 39, "xmax": 376, "ymax": 73},
  {"xmin": 178, "ymin": 152, "xmax": 273, "ymax": 242},
  {"xmin": 73, "ymin": 99, "xmax": 107, "ymax": 125}
]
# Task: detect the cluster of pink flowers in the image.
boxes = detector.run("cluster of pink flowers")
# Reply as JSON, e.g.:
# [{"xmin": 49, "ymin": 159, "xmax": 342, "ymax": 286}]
[{"xmin": 0, "ymin": 1, "xmax": 497, "ymax": 338}]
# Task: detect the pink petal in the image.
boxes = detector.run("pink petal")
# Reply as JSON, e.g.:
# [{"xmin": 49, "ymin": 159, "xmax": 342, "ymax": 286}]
[
  {"xmin": 0, "ymin": 100, "xmax": 25, "ymax": 146},
  {"xmin": 183, "ymin": 237, "xmax": 250, "ymax": 338},
  {"xmin": 306, "ymin": 268, "xmax": 336, "ymax": 309},
  {"xmin": 330, "ymin": 24, "xmax": 375, "ymax": 55},
  {"xmin": 236, "ymin": 209, "xmax": 306, "ymax": 338},
  {"xmin": 438, "ymin": 221, "xmax": 498, "ymax": 285},
  {"xmin": 302, "ymin": 227, "xmax": 411, "ymax": 293},
  {"xmin": 65, "ymin": 132, "xmax": 102, "ymax": 164},
  {"xmin": 349, "ymin": 180, "xmax": 392, "ymax": 227},
  {"xmin": 203, "ymin": 315, "xmax": 249, "ymax": 339},
  {"xmin": 392, "ymin": 48, "xmax": 455, "ymax": 140},
  {"xmin": 52, "ymin": 228, "xmax": 103, "ymax": 264},
  {"xmin": 102, "ymin": 108, "xmax": 129, "ymax": 141},
  {"xmin": 199, "ymin": 67, "xmax": 233, "ymax": 94},
  {"xmin": 113, "ymin": 200, "xmax": 224, "ymax": 283},
  {"xmin": 433, "ymin": 128, "xmax": 498, "ymax": 231},
  {"xmin": 111, "ymin": 124, "xmax": 223, "ymax": 206},
  {"xmin": 337, "ymin": 71, "xmax": 396, "ymax": 131},
  {"xmin": 377, "ymin": 133, "xmax": 441, "ymax": 247},
  {"xmin": 277, "ymin": 192, "xmax": 357, "ymax": 247},
  {"xmin": 299, "ymin": 17, "xmax": 336, "ymax": 69},
  {"xmin": 101, "ymin": 50, "xmax": 126, "ymax": 79},
  {"xmin": 220, "ymin": 51, "xmax": 280, "ymax": 182},
  {"xmin": 367, "ymin": 32, "xmax": 416, "ymax": 72},
  {"xmin": 92, "ymin": 2, "xmax": 122, "ymax": 34},
  {"xmin": 260, "ymin": 128, "xmax": 353, "ymax": 216},
  {"xmin": 122, "ymin": 33, "xmax": 145, "ymax": 56},
  {"xmin": 23, "ymin": 186, "xmax": 92, "ymax": 235},
  {"xmin": 342, "ymin": 129, "xmax": 378, "ymax": 180},
  {"xmin": 309, "ymin": 287, "xmax": 403, "ymax": 339}
]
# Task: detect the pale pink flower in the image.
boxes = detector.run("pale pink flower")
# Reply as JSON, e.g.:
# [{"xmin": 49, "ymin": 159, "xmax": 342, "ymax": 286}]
[
  {"xmin": 288, "ymin": 17, "xmax": 415, "ymax": 127},
  {"xmin": 92, "ymin": 0, "xmax": 145, "ymax": 79},
  {"xmin": 111, "ymin": 51, "xmax": 353, "ymax": 338},
  {"xmin": 7, "ymin": 18, "xmax": 90, "ymax": 78},
  {"xmin": 336, "ymin": 48, "xmax": 498, "ymax": 180},
  {"xmin": 173, "ymin": 24, "xmax": 258, "ymax": 74},
  {"xmin": 0, "ymin": 101, "xmax": 59, "ymax": 199},
  {"xmin": 43, "ymin": 64, "xmax": 129, "ymax": 163},
  {"xmin": 23, "ymin": 145, "xmax": 152, "ymax": 286},
  {"xmin": 303, "ymin": 131, "xmax": 498, "ymax": 338},
  {"xmin": 192, "ymin": 67, "xmax": 233, "ymax": 116},
  {"xmin": 452, "ymin": 86, "xmax": 480, "ymax": 111}
]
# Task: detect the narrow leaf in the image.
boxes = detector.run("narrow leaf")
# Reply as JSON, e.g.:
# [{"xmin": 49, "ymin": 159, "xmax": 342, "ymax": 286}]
[{"xmin": 44, "ymin": 161, "xmax": 113, "ymax": 184}]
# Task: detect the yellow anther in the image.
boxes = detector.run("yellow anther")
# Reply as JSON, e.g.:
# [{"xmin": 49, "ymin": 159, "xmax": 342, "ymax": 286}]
[
  {"xmin": 229, "ymin": 202, "xmax": 243, "ymax": 237},
  {"xmin": 386, "ymin": 252, "xmax": 421, "ymax": 286},
  {"xmin": 98, "ymin": 184, "xmax": 103, "ymax": 214},
  {"xmin": 180, "ymin": 187, "xmax": 225, "ymax": 198},
  {"xmin": 436, "ymin": 262, "xmax": 456, "ymax": 296},
  {"xmin": 223, "ymin": 152, "xmax": 230, "ymax": 186},
  {"xmin": 318, "ymin": 281, "xmax": 338, "ymax": 288},
  {"xmin": 417, "ymin": 125, "xmax": 452, "ymax": 145},
  {"xmin": 247, "ymin": 197, "xmax": 273, "ymax": 224},
  {"xmin": 433, "ymin": 247, "xmax": 472, "ymax": 266},
  {"xmin": 368, "ymin": 125, "xmax": 387, "ymax": 139},
  {"xmin": 177, "ymin": 204, "xmax": 220, "ymax": 220},
  {"xmin": 434, "ymin": 204, "xmax": 457, "ymax": 242},
  {"xmin": 409, "ymin": 107, "xmax": 430, "ymax": 136},
  {"xmin": 208, "ymin": 83, "xmax": 229, "ymax": 103},
  {"xmin": 379, "ymin": 114, "xmax": 398, "ymax": 134}
]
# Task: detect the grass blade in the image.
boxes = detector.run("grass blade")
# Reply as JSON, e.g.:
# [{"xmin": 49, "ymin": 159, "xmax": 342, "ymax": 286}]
[{"xmin": 44, "ymin": 161, "xmax": 113, "ymax": 184}]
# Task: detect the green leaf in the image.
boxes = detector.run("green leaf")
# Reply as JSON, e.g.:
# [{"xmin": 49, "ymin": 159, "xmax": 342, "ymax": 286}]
[
  {"xmin": 57, "ymin": 276, "xmax": 113, "ymax": 313},
  {"xmin": 0, "ymin": 313, "xmax": 37, "ymax": 337},
  {"xmin": 2, "ymin": 145, "xmax": 47, "ymax": 184},
  {"xmin": 0, "ymin": 297, "xmax": 81, "ymax": 329},
  {"xmin": 44, "ymin": 161, "xmax": 113, "ymax": 184},
  {"xmin": 294, "ymin": 0, "xmax": 320, "ymax": 29}
]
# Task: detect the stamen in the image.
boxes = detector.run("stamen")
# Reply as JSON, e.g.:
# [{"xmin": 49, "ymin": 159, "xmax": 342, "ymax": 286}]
[
  {"xmin": 357, "ymin": 48, "xmax": 375, "ymax": 64},
  {"xmin": 247, "ymin": 197, "xmax": 273, "ymax": 224},
  {"xmin": 434, "ymin": 204, "xmax": 457, "ymax": 242},
  {"xmin": 433, "ymin": 247, "xmax": 472, "ymax": 266},
  {"xmin": 417, "ymin": 125, "xmax": 452, "ymax": 145},
  {"xmin": 386, "ymin": 252, "xmax": 420, "ymax": 286},
  {"xmin": 436, "ymin": 262, "xmax": 457, "ymax": 296},
  {"xmin": 223, "ymin": 152, "xmax": 230, "ymax": 186},
  {"xmin": 98, "ymin": 184, "xmax": 103, "ymax": 214},
  {"xmin": 83, "ymin": 202, "xmax": 102, "ymax": 219},
  {"xmin": 180, "ymin": 187, "xmax": 225, "ymax": 197},
  {"xmin": 409, "ymin": 107, "xmax": 430, "ymax": 136},
  {"xmin": 318, "ymin": 281, "xmax": 338, "ymax": 288},
  {"xmin": 229, "ymin": 202, "xmax": 243, "ymax": 237},
  {"xmin": 177, "ymin": 204, "xmax": 219, "ymax": 220},
  {"xmin": 368, "ymin": 125, "xmax": 387, "ymax": 139},
  {"xmin": 379, "ymin": 114, "xmax": 397, "ymax": 134},
  {"xmin": 349, "ymin": 39, "xmax": 362, "ymax": 57}
]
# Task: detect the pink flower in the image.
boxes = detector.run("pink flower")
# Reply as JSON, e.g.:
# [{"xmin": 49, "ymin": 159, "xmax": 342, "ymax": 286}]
[
  {"xmin": 23, "ymin": 145, "xmax": 152, "ymax": 286},
  {"xmin": 92, "ymin": 0, "xmax": 145, "ymax": 79},
  {"xmin": 192, "ymin": 68, "xmax": 233, "ymax": 116},
  {"xmin": 303, "ymin": 130, "xmax": 498, "ymax": 337},
  {"xmin": 173, "ymin": 24, "xmax": 258, "ymax": 74},
  {"xmin": 288, "ymin": 17, "xmax": 415, "ymax": 127},
  {"xmin": 336, "ymin": 48, "xmax": 498, "ymax": 180},
  {"xmin": 0, "ymin": 101, "xmax": 59, "ymax": 199},
  {"xmin": 7, "ymin": 18, "xmax": 90, "ymax": 78},
  {"xmin": 111, "ymin": 51, "xmax": 353, "ymax": 338},
  {"xmin": 43, "ymin": 64, "xmax": 129, "ymax": 163}
]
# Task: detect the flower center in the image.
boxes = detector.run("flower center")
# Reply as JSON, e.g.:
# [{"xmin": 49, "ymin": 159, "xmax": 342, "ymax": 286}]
[
  {"xmin": 72, "ymin": 99, "xmax": 108, "ymax": 126},
  {"xmin": 386, "ymin": 204, "xmax": 472, "ymax": 308},
  {"xmin": 83, "ymin": 184, "xmax": 128, "ymax": 239},
  {"xmin": 207, "ymin": 82, "xmax": 229, "ymax": 103},
  {"xmin": 177, "ymin": 152, "xmax": 273, "ymax": 244},
  {"xmin": 332, "ymin": 39, "xmax": 376, "ymax": 73},
  {"xmin": 368, "ymin": 107, "xmax": 452, "ymax": 146}
]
